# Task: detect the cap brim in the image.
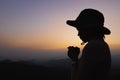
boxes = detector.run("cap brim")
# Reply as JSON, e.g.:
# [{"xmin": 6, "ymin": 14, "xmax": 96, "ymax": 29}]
[
  {"xmin": 66, "ymin": 20, "xmax": 111, "ymax": 35},
  {"xmin": 103, "ymin": 27, "xmax": 111, "ymax": 35},
  {"xmin": 66, "ymin": 20, "xmax": 78, "ymax": 28}
]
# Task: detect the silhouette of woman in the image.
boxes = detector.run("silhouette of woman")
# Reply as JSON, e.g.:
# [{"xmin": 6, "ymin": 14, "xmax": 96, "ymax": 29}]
[{"xmin": 66, "ymin": 8, "xmax": 111, "ymax": 80}]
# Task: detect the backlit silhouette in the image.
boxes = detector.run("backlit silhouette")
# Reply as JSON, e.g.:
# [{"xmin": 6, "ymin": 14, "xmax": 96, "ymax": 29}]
[{"xmin": 66, "ymin": 8, "xmax": 111, "ymax": 80}]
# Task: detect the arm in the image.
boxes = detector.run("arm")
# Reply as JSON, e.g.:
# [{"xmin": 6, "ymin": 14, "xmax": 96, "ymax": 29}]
[
  {"xmin": 71, "ymin": 61, "xmax": 79, "ymax": 80},
  {"xmin": 67, "ymin": 46, "xmax": 80, "ymax": 80}
]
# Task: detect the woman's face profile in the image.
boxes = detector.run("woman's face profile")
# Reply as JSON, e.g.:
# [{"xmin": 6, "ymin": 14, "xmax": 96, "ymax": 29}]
[{"xmin": 78, "ymin": 30, "xmax": 88, "ymax": 42}]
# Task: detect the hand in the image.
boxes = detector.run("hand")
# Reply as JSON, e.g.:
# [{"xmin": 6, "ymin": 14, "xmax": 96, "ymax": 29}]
[{"xmin": 67, "ymin": 46, "xmax": 80, "ymax": 62}]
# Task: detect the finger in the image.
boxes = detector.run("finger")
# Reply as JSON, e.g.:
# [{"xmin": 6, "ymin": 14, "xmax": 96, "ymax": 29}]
[
  {"xmin": 68, "ymin": 46, "xmax": 74, "ymax": 49},
  {"xmin": 75, "ymin": 46, "xmax": 79, "ymax": 49},
  {"xmin": 68, "ymin": 46, "xmax": 72, "ymax": 49}
]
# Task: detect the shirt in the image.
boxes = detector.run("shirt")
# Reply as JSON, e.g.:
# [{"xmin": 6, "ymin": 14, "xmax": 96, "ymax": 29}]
[{"xmin": 72, "ymin": 39, "xmax": 111, "ymax": 80}]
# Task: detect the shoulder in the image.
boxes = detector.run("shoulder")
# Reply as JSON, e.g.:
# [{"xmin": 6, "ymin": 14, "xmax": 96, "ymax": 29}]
[
  {"xmin": 84, "ymin": 39, "xmax": 109, "ymax": 51},
  {"xmin": 82, "ymin": 39, "xmax": 110, "ymax": 56},
  {"xmin": 80, "ymin": 39, "xmax": 110, "ymax": 64}
]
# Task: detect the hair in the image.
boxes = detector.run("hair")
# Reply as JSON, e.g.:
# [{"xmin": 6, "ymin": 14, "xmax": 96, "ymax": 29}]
[
  {"xmin": 80, "ymin": 26, "xmax": 105, "ymax": 44},
  {"xmin": 88, "ymin": 27, "xmax": 105, "ymax": 39}
]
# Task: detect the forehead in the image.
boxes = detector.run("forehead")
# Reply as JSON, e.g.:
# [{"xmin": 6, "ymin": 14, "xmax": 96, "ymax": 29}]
[
  {"xmin": 76, "ymin": 27, "xmax": 92, "ymax": 34},
  {"xmin": 76, "ymin": 25, "xmax": 97, "ymax": 31}
]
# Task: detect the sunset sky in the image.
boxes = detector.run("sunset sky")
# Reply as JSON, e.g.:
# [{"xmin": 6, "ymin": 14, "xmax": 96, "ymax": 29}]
[{"xmin": 0, "ymin": 0, "xmax": 120, "ymax": 60}]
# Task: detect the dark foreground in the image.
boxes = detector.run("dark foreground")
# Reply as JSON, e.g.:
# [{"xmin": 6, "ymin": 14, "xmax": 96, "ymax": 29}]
[
  {"xmin": 0, "ymin": 60, "xmax": 120, "ymax": 80},
  {"xmin": 0, "ymin": 60, "xmax": 71, "ymax": 80}
]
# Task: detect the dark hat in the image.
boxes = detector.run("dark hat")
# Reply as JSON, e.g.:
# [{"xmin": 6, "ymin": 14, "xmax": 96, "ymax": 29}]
[{"xmin": 66, "ymin": 8, "xmax": 111, "ymax": 35}]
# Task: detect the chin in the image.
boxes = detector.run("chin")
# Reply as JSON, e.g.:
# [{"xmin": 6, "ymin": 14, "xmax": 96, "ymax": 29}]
[{"xmin": 81, "ymin": 38, "xmax": 88, "ymax": 42}]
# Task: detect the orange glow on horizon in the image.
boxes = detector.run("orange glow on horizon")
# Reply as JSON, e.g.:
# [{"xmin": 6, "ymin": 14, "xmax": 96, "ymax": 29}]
[{"xmin": 1, "ymin": 36, "xmax": 120, "ymax": 51}]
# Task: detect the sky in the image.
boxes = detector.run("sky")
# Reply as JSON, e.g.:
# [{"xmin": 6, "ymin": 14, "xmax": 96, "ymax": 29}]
[{"xmin": 0, "ymin": 0, "xmax": 120, "ymax": 61}]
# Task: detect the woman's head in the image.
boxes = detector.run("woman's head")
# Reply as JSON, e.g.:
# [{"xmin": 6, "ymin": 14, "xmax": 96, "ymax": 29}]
[
  {"xmin": 66, "ymin": 8, "xmax": 111, "ymax": 43},
  {"xmin": 77, "ymin": 25, "xmax": 105, "ymax": 43}
]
